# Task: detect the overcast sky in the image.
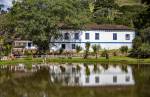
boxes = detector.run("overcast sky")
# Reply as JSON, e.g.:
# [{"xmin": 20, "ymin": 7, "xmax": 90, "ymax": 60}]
[{"xmin": 0, "ymin": 0, "xmax": 13, "ymax": 9}]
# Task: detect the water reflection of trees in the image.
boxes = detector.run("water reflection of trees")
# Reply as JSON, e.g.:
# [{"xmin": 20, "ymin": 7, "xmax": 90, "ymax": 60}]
[
  {"xmin": 0, "ymin": 67, "xmax": 12, "ymax": 83},
  {"xmin": 93, "ymin": 64, "xmax": 100, "ymax": 73},
  {"xmin": 120, "ymin": 64, "xmax": 128, "ymax": 73},
  {"xmin": 85, "ymin": 65, "xmax": 90, "ymax": 76},
  {"xmin": 101, "ymin": 63, "xmax": 109, "ymax": 70},
  {"xmin": 134, "ymin": 66, "xmax": 150, "ymax": 97},
  {"xmin": 0, "ymin": 68, "xmax": 51, "ymax": 97}
]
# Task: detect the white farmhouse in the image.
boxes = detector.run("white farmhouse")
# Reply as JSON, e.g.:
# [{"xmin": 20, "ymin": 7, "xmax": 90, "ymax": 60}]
[
  {"xmin": 50, "ymin": 24, "xmax": 135, "ymax": 51},
  {"xmin": 13, "ymin": 40, "xmax": 37, "ymax": 51}
]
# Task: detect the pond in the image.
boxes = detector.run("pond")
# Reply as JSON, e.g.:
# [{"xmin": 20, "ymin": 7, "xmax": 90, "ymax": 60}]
[{"xmin": 0, "ymin": 63, "xmax": 150, "ymax": 97}]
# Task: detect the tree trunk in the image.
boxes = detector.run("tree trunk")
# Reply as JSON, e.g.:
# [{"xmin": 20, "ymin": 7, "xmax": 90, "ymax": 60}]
[{"xmin": 96, "ymin": 53, "xmax": 98, "ymax": 59}]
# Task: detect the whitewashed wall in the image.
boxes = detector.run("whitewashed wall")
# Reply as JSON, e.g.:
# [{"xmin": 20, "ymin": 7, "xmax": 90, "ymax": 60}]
[{"xmin": 50, "ymin": 30, "xmax": 135, "ymax": 51}]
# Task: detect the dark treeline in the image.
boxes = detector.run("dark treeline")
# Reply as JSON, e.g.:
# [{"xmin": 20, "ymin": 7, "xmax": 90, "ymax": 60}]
[{"xmin": 130, "ymin": 0, "xmax": 150, "ymax": 58}]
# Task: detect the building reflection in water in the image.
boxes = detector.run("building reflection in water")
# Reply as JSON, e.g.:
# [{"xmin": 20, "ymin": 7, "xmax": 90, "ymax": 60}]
[
  {"xmin": 0, "ymin": 63, "xmax": 135, "ymax": 86},
  {"xmin": 49, "ymin": 64, "xmax": 135, "ymax": 86}
]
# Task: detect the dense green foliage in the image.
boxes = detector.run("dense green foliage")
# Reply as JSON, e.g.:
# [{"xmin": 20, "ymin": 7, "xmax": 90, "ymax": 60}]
[
  {"xmin": 120, "ymin": 46, "xmax": 128, "ymax": 55},
  {"xmin": 0, "ymin": 0, "xmax": 150, "ymax": 58},
  {"xmin": 93, "ymin": 0, "xmax": 119, "ymax": 24},
  {"xmin": 0, "ymin": 0, "xmax": 89, "ymax": 53},
  {"xmin": 130, "ymin": 43, "xmax": 150, "ymax": 58},
  {"xmin": 141, "ymin": 0, "xmax": 150, "ymax": 4},
  {"xmin": 129, "ymin": 1, "xmax": 150, "ymax": 58},
  {"xmin": 0, "ymin": 32, "xmax": 12, "ymax": 57}
]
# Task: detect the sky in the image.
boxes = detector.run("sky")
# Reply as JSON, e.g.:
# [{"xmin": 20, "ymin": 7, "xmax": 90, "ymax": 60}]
[{"xmin": 0, "ymin": 0, "xmax": 13, "ymax": 10}]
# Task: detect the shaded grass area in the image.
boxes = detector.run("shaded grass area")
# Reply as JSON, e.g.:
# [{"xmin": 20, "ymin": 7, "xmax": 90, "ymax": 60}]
[{"xmin": 0, "ymin": 56, "xmax": 150, "ymax": 65}]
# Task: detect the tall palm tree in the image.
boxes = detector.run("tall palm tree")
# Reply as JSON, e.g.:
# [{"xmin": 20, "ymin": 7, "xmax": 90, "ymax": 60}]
[
  {"xmin": 75, "ymin": 45, "xmax": 82, "ymax": 57},
  {"xmin": 102, "ymin": 49, "xmax": 109, "ymax": 59},
  {"xmin": 92, "ymin": 44, "xmax": 101, "ymax": 59},
  {"xmin": 84, "ymin": 42, "xmax": 90, "ymax": 59}
]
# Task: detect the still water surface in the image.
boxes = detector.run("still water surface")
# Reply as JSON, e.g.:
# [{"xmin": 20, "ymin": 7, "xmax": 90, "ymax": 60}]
[{"xmin": 0, "ymin": 63, "xmax": 150, "ymax": 97}]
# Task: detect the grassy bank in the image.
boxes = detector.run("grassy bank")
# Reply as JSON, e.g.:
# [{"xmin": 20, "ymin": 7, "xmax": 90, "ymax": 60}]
[{"xmin": 1, "ymin": 56, "xmax": 150, "ymax": 65}]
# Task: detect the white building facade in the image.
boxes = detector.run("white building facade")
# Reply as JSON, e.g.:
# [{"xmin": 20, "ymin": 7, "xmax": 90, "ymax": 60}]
[
  {"xmin": 50, "ymin": 25, "xmax": 136, "ymax": 51},
  {"xmin": 13, "ymin": 40, "xmax": 37, "ymax": 51}
]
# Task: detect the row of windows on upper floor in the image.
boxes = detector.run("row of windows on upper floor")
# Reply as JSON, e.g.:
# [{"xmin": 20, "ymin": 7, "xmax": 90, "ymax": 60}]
[{"xmin": 64, "ymin": 33, "xmax": 131, "ymax": 40}]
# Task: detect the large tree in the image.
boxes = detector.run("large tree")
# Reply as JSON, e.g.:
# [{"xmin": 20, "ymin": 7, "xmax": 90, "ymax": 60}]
[
  {"xmin": 118, "ymin": 5, "xmax": 146, "ymax": 27},
  {"xmin": 92, "ymin": 0, "xmax": 119, "ymax": 24},
  {"xmin": 129, "ymin": 0, "xmax": 150, "ymax": 58},
  {"xmin": 133, "ymin": 5, "xmax": 150, "ymax": 30},
  {"xmin": 141, "ymin": 0, "xmax": 150, "ymax": 4},
  {"xmin": 4, "ymin": 0, "xmax": 89, "ymax": 52}
]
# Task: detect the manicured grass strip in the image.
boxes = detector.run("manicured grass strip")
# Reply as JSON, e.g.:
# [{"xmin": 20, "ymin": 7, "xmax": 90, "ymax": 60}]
[
  {"xmin": 47, "ymin": 58, "xmax": 139, "ymax": 64},
  {"xmin": 0, "ymin": 58, "xmax": 43, "ymax": 65},
  {"xmin": 1, "ymin": 56, "xmax": 150, "ymax": 65}
]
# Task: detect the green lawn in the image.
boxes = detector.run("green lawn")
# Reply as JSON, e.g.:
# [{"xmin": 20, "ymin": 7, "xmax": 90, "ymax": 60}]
[{"xmin": 0, "ymin": 56, "xmax": 150, "ymax": 65}]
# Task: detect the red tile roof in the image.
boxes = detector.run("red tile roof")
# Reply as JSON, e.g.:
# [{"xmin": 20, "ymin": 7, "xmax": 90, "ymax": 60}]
[
  {"xmin": 59, "ymin": 23, "xmax": 134, "ymax": 30},
  {"xmin": 84, "ymin": 24, "xmax": 134, "ymax": 30}
]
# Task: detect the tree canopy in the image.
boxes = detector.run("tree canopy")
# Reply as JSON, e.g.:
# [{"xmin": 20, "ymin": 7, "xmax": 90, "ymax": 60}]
[{"xmin": 3, "ymin": 0, "xmax": 89, "ymax": 52}]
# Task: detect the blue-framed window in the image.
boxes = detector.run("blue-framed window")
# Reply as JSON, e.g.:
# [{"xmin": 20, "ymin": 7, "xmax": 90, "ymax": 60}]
[
  {"xmin": 64, "ymin": 33, "xmax": 69, "ymax": 40},
  {"xmin": 113, "ymin": 76, "xmax": 117, "ymax": 83},
  {"xmin": 28, "ymin": 42, "xmax": 32, "ymax": 48},
  {"xmin": 126, "ymin": 76, "xmax": 130, "ymax": 82},
  {"xmin": 74, "ymin": 33, "xmax": 79, "ymax": 40},
  {"xmin": 125, "ymin": 34, "xmax": 130, "ymax": 40},
  {"xmin": 85, "ymin": 33, "xmax": 89, "ymax": 40},
  {"xmin": 85, "ymin": 77, "xmax": 89, "ymax": 83},
  {"xmin": 113, "ymin": 33, "xmax": 117, "ymax": 40},
  {"xmin": 95, "ymin": 76, "xmax": 99, "ymax": 83},
  {"xmin": 72, "ymin": 44, "xmax": 76, "ymax": 49},
  {"xmin": 75, "ymin": 77, "xmax": 79, "ymax": 84},
  {"xmin": 95, "ymin": 33, "xmax": 99, "ymax": 40},
  {"xmin": 61, "ymin": 44, "xmax": 66, "ymax": 49}
]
